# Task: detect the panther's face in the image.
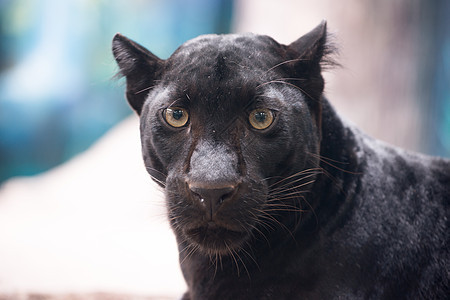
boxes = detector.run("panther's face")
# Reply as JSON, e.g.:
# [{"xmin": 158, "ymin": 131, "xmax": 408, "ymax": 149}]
[{"xmin": 113, "ymin": 23, "xmax": 329, "ymax": 255}]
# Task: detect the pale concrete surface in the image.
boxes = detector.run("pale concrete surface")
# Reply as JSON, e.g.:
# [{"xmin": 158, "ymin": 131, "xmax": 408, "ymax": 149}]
[{"xmin": 0, "ymin": 116, "xmax": 186, "ymax": 299}]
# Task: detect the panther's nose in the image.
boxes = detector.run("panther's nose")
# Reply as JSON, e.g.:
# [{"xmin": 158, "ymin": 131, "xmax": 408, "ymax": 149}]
[{"xmin": 189, "ymin": 185, "xmax": 236, "ymax": 219}]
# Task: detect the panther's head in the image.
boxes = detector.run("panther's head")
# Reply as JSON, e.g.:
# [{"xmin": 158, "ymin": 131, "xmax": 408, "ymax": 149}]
[{"xmin": 113, "ymin": 22, "xmax": 333, "ymax": 255}]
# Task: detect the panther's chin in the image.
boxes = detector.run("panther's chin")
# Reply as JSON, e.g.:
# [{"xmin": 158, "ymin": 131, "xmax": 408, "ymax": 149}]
[{"xmin": 184, "ymin": 223, "xmax": 249, "ymax": 254}]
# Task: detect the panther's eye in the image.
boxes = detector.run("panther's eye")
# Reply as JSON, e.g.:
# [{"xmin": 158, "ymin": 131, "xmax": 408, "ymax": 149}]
[
  {"xmin": 249, "ymin": 108, "xmax": 274, "ymax": 130},
  {"xmin": 164, "ymin": 107, "xmax": 189, "ymax": 128}
]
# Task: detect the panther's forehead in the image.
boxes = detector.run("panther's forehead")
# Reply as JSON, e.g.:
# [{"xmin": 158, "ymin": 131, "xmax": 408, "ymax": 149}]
[
  {"xmin": 157, "ymin": 33, "xmax": 288, "ymax": 114},
  {"xmin": 165, "ymin": 33, "xmax": 285, "ymax": 78},
  {"xmin": 171, "ymin": 33, "xmax": 267, "ymax": 59}
]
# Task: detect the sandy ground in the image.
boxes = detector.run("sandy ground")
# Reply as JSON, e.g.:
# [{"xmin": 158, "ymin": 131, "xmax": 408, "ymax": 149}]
[{"xmin": 0, "ymin": 116, "xmax": 186, "ymax": 299}]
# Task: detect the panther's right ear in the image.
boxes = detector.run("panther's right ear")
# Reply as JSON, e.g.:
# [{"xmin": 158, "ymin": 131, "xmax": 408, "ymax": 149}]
[{"xmin": 112, "ymin": 34, "xmax": 164, "ymax": 115}]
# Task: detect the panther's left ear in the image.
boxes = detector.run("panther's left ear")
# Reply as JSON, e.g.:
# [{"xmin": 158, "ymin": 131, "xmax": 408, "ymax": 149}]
[
  {"xmin": 286, "ymin": 21, "xmax": 336, "ymax": 136},
  {"xmin": 288, "ymin": 20, "xmax": 332, "ymax": 66},
  {"xmin": 112, "ymin": 34, "xmax": 164, "ymax": 115}
]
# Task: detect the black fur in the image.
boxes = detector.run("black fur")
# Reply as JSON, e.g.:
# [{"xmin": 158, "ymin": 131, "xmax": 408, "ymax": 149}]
[{"xmin": 113, "ymin": 22, "xmax": 450, "ymax": 299}]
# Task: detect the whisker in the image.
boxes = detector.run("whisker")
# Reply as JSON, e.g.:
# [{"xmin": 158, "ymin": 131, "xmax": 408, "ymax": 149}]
[
  {"xmin": 307, "ymin": 152, "xmax": 360, "ymax": 175},
  {"xmin": 255, "ymin": 210, "xmax": 296, "ymax": 243},
  {"xmin": 225, "ymin": 242, "xmax": 240, "ymax": 277},
  {"xmin": 179, "ymin": 243, "xmax": 199, "ymax": 266},
  {"xmin": 307, "ymin": 152, "xmax": 349, "ymax": 165},
  {"xmin": 144, "ymin": 167, "xmax": 168, "ymax": 187},
  {"xmin": 240, "ymin": 244, "xmax": 259, "ymax": 272},
  {"xmin": 235, "ymin": 247, "xmax": 251, "ymax": 279},
  {"xmin": 248, "ymin": 213, "xmax": 272, "ymax": 246},
  {"xmin": 270, "ymin": 180, "xmax": 316, "ymax": 197},
  {"xmin": 263, "ymin": 201, "xmax": 307, "ymax": 211},
  {"xmin": 305, "ymin": 156, "xmax": 351, "ymax": 197},
  {"xmin": 269, "ymin": 173, "xmax": 321, "ymax": 194},
  {"xmin": 134, "ymin": 85, "xmax": 155, "ymax": 95},
  {"xmin": 262, "ymin": 207, "xmax": 307, "ymax": 213},
  {"xmin": 269, "ymin": 168, "xmax": 322, "ymax": 188},
  {"xmin": 263, "ymin": 58, "xmax": 309, "ymax": 75},
  {"xmin": 271, "ymin": 77, "xmax": 308, "ymax": 82},
  {"xmin": 267, "ymin": 195, "xmax": 309, "ymax": 205}
]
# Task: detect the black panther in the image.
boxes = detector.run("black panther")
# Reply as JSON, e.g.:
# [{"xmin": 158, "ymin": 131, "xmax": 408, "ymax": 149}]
[{"xmin": 112, "ymin": 22, "xmax": 449, "ymax": 299}]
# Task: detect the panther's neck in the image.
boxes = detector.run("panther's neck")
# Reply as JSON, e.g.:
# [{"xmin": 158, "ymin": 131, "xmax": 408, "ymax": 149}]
[
  {"xmin": 319, "ymin": 98, "xmax": 360, "ymax": 174},
  {"xmin": 309, "ymin": 97, "xmax": 361, "ymax": 233}
]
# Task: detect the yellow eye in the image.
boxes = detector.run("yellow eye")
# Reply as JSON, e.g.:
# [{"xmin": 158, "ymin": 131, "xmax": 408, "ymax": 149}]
[
  {"xmin": 249, "ymin": 108, "xmax": 274, "ymax": 130},
  {"xmin": 164, "ymin": 107, "xmax": 189, "ymax": 128}
]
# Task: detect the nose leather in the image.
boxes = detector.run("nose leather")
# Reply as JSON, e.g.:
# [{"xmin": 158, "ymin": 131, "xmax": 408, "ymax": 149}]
[{"xmin": 189, "ymin": 185, "xmax": 235, "ymax": 219}]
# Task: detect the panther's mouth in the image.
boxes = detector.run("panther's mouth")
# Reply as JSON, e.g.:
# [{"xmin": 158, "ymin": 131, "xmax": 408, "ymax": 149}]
[{"xmin": 184, "ymin": 223, "xmax": 249, "ymax": 254}]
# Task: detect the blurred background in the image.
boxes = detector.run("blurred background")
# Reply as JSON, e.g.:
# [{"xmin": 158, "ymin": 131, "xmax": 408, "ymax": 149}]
[
  {"xmin": 1, "ymin": 0, "xmax": 449, "ymax": 183},
  {"xmin": 0, "ymin": 0, "xmax": 449, "ymax": 299}
]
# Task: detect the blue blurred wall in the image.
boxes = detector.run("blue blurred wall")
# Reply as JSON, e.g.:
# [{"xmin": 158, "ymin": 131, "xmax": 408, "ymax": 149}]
[
  {"xmin": 0, "ymin": 0, "xmax": 233, "ymax": 183},
  {"xmin": 419, "ymin": 0, "xmax": 450, "ymax": 157}
]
